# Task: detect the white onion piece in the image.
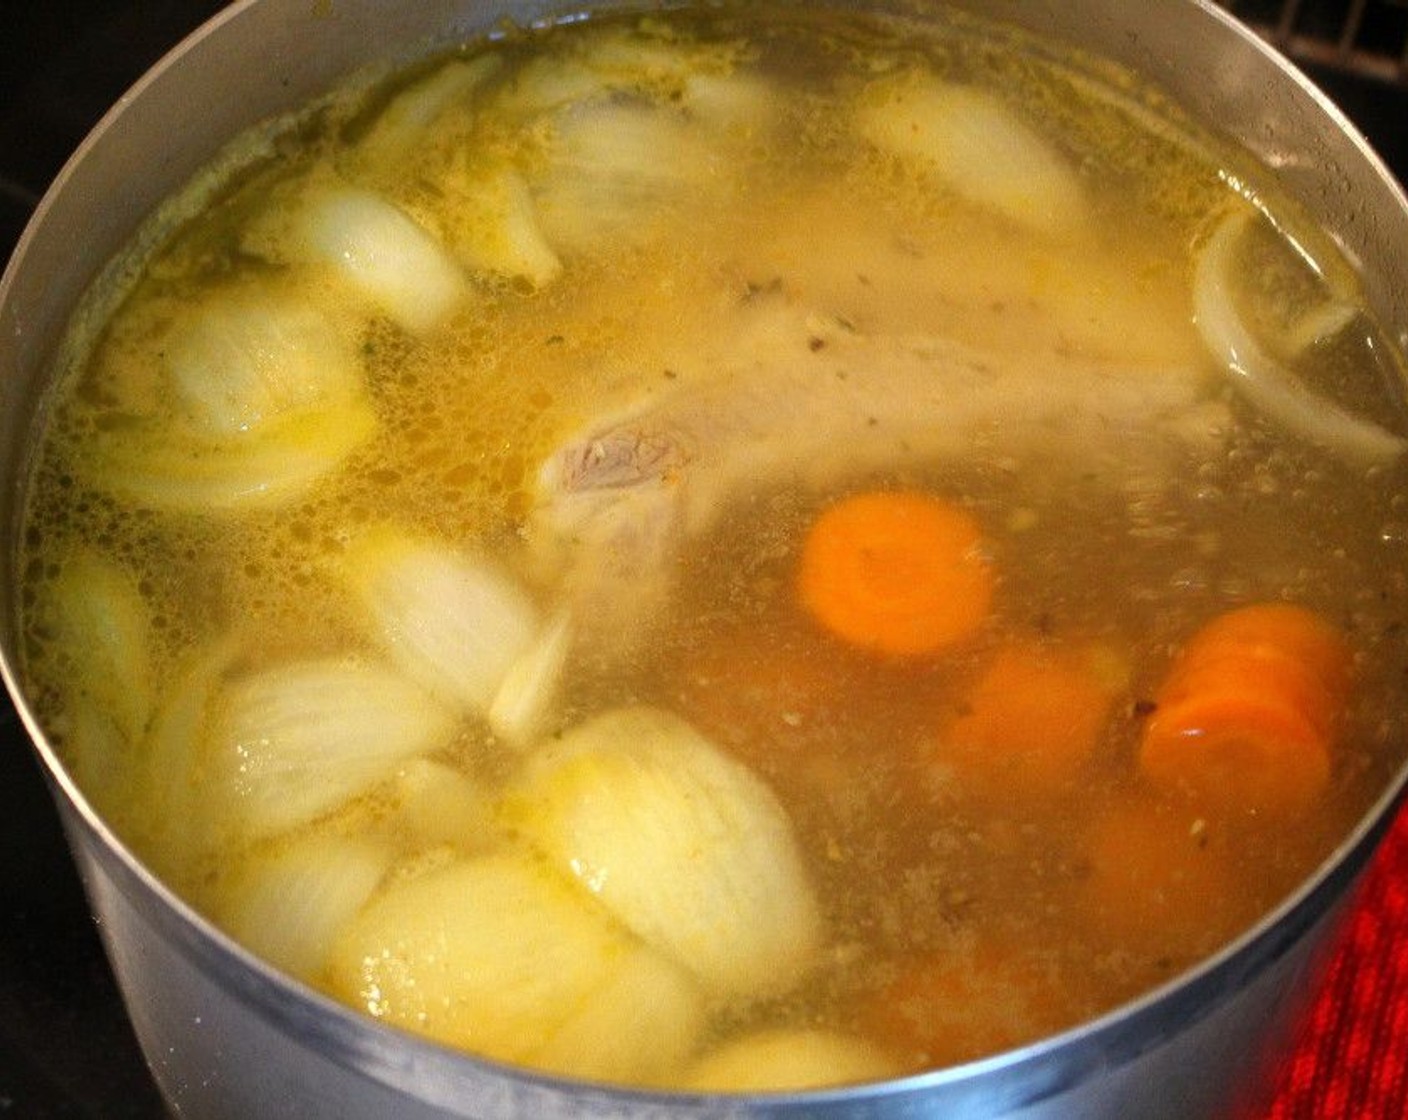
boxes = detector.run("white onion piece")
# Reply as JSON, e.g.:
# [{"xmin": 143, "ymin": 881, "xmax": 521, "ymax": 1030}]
[
  {"xmin": 165, "ymin": 291, "xmax": 363, "ymax": 436},
  {"xmin": 679, "ymin": 72, "xmax": 778, "ymax": 134},
  {"xmin": 1286, "ymin": 298, "xmax": 1358, "ymax": 356},
  {"xmin": 855, "ymin": 75, "xmax": 1086, "ymax": 237},
  {"xmin": 495, "ymin": 57, "xmax": 608, "ymax": 119},
  {"xmin": 340, "ymin": 528, "xmax": 540, "ymax": 713},
  {"xmin": 220, "ymin": 833, "xmax": 393, "ymax": 979},
  {"xmin": 533, "ymin": 102, "xmax": 723, "ymax": 254},
  {"xmin": 577, "ymin": 31, "xmax": 721, "ymax": 87},
  {"xmin": 487, "ymin": 608, "xmax": 573, "ymax": 747},
  {"xmin": 495, "ymin": 30, "xmax": 735, "ymax": 119},
  {"xmin": 380, "ymin": 758, "xmax": 497, "ymax": 850},
  {"xmin": 325, "ymin": 851, "xmax": 706, "ymax": 1083},
  {"xmin": 62, "ymin": 697, "xmax": 135, "ymax": 822},
  {"xmin": 685, "ymin": 1029, "xmax": 902, "ymax": 1092},
  {"xmin": 505, "ymin": 33, "xmax": 760, "ymax": 256},
  {"xmin": 355, "ymin": 55, "xmax": 503, "ymax": 165},
  {"xmin": 531, "ymin": 936, "xmax": 707, "ymax": 1085},
  {"xmin": 49, "ymin": 552, "xmax": 153, "ymax": 749},
  {"xmin": 91, "ymin": 400, "xmax": 376, "ymax": 512},
  {"xmin": 1193, "ymin": 209, "xmax": 1406, "ymax": 466},
  {"xmin": 139, "ymin": 639, "xmax": 241, "ymax": 879},
  {"xmin": 210, "ymin": 658, "xmax": 457, "ymax": 840},
  {"xmin": 291, "ymin": 187, "xmax": 468, "ymax": 333},
  {"xmin": 504, "ymin": 706, "xmax": 823, "ymax": 999},
  {"xmin": 447, "ymin": 165, "xmax": 562, "ymax": 287}
]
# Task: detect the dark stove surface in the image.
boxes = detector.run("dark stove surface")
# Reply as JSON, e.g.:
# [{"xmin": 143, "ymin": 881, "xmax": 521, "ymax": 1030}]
[
  {"xmin": 1, "ymin": 4, "xmax": 1405, "ymax": 1118},
  {"xmin": 3, "ymin": 9, "xmax": 225, "ymax": 1115}
]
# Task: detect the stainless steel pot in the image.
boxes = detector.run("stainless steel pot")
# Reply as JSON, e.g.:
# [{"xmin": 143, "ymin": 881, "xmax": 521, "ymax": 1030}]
[{"xmin": 3, "ymin": 2, "xmax": 1406, "ymax": 1117}]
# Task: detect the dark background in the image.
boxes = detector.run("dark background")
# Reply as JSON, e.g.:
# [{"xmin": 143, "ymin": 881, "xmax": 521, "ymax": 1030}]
[
  {"xmin": 1, "ymin": 2, "xmax": 1406, "ymax": 1116},
  {"xmin": 2, "ymin": 8, "xmax": 226, "ymax": 1116}
]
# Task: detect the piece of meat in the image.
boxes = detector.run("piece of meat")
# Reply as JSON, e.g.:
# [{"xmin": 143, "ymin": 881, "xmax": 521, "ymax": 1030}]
[{"xmin": 529, "ymin": 297, "xmax": 1226, "ymax": 649}]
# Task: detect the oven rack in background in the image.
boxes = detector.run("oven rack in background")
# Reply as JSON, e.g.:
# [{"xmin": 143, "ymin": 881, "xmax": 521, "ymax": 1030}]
[
  {"xmin": 1220, "ymin": 0, "xmax": 1408, "ymax": 83},
  {"xmin": 1216, "ymin": 0, "xmax": 1408, "ymax": 176}
]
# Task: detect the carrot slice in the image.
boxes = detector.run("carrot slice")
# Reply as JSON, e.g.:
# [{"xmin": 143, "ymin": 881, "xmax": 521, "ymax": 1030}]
[
  {"xmin": 1156, "ymin": 651, "xmax": 1335, "ymax": 737},
  {"xmin": 1137, "ymin": 603, "xmax": 1351, "ymax": 817},
  {"xmin": 796, "ymin": 491, "xmax": 994, "ymax": 657},
  {"xmin": 1162, "ymin": 603, "xmax": 1350, "ymax": 727},
  {"xmin": 668, "ymin": 626, "xmax": 853, "ymax": 797},
  {"xmin": 859, "ymin": 941, "xmax": 1077, "ymax": 1069},
  {"xmin": 1077, "ymin": 799, "xmax": 1244, "ymax": 961},
  {"xmin": 1172, "ymin": 603, "xmax": 1350, "ymax": 699},
  {"xmin": 1140, "ymin": 691, "xmax": 1331, "ymax": 817},
  {"xmin": 672, "ymin": 629, "xmax": 833, "ymax": 743},
  {"xmin": 935, "ymin": 643, "xmax": 1118, "ymax": 800}
]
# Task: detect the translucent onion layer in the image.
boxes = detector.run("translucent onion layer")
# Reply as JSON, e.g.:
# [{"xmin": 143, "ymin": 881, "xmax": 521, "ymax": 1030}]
[{"xmin": 504, "ymin": 706, "xmax": 823, "ymax": 1000}]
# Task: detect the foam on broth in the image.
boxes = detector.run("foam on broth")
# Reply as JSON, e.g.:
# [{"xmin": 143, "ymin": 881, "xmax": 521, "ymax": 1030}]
[{"xmin": 16, "ymin": 1, "xmax": 1408, "ymax": 1090}]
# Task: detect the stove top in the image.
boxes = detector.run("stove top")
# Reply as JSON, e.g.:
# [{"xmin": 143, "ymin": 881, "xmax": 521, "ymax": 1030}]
[
  {"xmin": 1, "ymin": 4, "xmax": 1405, "ymax": 1117},
  {"xmin": 2, "ymin": 9, "xmax": 225, "ymax": 1114}
]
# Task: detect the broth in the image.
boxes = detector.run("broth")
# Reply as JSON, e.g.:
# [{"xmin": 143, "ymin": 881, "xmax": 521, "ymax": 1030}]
[{"xmin": 16, "ymin": 0, "xmax": 1408, "ymax": 1091}]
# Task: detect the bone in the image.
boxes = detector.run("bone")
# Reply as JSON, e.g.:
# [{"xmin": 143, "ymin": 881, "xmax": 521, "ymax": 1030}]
[{"xmin": 528, "ymin": 293, "xmax": 1226, "ymax": 653}]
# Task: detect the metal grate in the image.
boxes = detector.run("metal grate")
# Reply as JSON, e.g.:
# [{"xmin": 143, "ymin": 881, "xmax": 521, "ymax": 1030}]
[{"xmin": 1218, "ymin": 0, "xmax": 1408, "ymax": 83}]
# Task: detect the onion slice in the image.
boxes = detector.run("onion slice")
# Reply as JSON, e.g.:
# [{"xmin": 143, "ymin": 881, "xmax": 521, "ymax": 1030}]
[
  {"xmin": 209, "ymin": 657, "xmax": 458, "ymax": 840},
  {"xmin": 164, "ymin": 290, "xmax": 364, "ymax": 436},
  {"xmin": 444, "ymin": 164, "xmax": 562, "ymax": 287},
  {"xmin": 219, "ymin": 833, "xmax": 393, "ymax": 979},
  {"xmin": 1192, "ymin": 209, "xmax": 1406, "ymax": 466},
  {"xmin": 503, "ymin": 706, "xmax": 823, "ymax": 1000},
  {"xmin": 354, "ymin": 55, "xmax": 503, "ymax": 168},
  {"xmin": 91, "ymin": 399, "xmax": 376, "ymax": 512},
  {"xmin": 532, "ymin": 100, "xmax": 724, "ymax": 255},
  {"xmin": 325, "ymin": 851, "xmax": 706, "ymax": 1083},
  {"xmin": 138, "ymin": 638, "xmax": 242, "ymax": 880},
  {"xmin": 685, "ymin": 1028, "xmax": 902, "ymax": 1092},
  {"xmin": 855, "ymin": 73, "xmax": 1086, "ymax": 237},
  {"xmin": 378, "ymin": 758, "xmax": 498, "ymax": 851},
  {"xmin": 290, "ymin": 187, "xmax": 468, "ymax": 333},
  {"xmin": 488, "ymin": 607, "xmax": 573, "ymax": 746},
  {"xmin": 339, "ymin": 527, "xmax": 541, "ymax": 714},
  {"xmin": 49, "ymin": 552, "xmax": 153, "ymax": 750}
]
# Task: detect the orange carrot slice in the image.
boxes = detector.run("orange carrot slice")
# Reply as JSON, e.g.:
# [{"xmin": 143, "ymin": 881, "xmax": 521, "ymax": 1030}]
[
  {"xmin": 1156, "ymin": 651, "xmax": 1328, "ymax": 730},
  {"xmin": 859, "ymin": 941, "xmax": 1077, "ymax": 1069},
  {"xmin": 1140, "ymin": 691, "xmax": 1331, "ymax": 817},
  {"xmin": 1076, "ymin": 799, "xmax": 1244, "ymax": 961},
  {"xmin": 1138, "ymin": 603, "xmax": 1351, "ymax": 817},
  {"xmin": 667, "ymin": 627, "xmax": 856, "ymax": 800},
  {"xmin": 1172, "ymin": 603, "xmax": 1350, "ymax": 700},
  {"xmin": 936, "ymin": 642, "xmax": 1118, "ymax": 800},
  {"xmin": 672, "ymin": 628, "xmax": 834, "ymax": 746},
  {"xmin": 796, "ymin": 491, "xmax": 994, "ymax": 657}
]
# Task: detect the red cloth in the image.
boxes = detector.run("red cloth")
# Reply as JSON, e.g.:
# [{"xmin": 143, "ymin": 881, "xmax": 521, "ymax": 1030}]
[{"xmin": 1265, "ymin": 802, "xmax": 1408, "ymax": 1118}]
